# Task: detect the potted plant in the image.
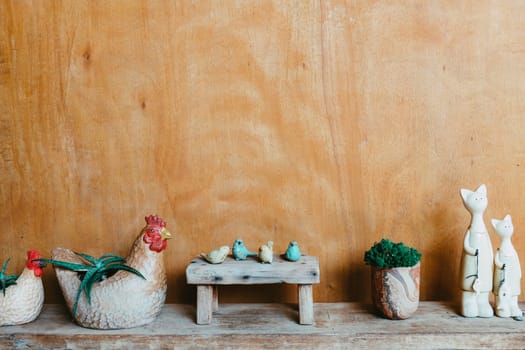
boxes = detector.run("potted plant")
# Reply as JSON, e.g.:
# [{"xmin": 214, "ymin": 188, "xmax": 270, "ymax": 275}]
[
  {"xmin": 36, "ymin": 252, "xmax": 145, "ymax": 319},
  {"xmin": 364, "ymin": 238, "xmax": 422, "ymax": 319}
]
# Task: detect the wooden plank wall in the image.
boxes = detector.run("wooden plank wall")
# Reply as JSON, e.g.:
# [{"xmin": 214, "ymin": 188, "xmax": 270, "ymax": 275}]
[{"xmin": 1, "ymin": 1, "xmax": 525, "ymax": 304}]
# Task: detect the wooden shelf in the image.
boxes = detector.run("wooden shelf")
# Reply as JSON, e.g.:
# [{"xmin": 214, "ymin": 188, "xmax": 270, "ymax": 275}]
[{"xmin": 1, "ymin": 302, "xmax": 524, "ymax": 349}]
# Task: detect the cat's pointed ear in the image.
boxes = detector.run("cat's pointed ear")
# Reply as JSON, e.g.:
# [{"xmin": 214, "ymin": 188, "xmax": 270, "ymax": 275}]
[
  {"xmin": 491, "ymin": 218, "xmax": 500, "ymax": 229},
  {"xmin": 476, "ymin": 184, "xmax": 487, "ymax": 195},
  {"xmin": 504, "ymin": 214, "xmax": 512, "ymax": 223},
  {"xmin": 460, "ymin": 188, "xmax": 472, "ymax": 202}
]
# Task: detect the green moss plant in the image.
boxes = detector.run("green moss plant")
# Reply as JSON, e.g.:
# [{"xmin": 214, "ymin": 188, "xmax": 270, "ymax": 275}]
[
  {"xmin": 0, "ymin": 258, "xmax": 19, "ymax": 296},
  {"xmin": 35, "ymin": 253, "xmax": 145, "ymax": 317},
  {"xmin": 364, "ymin": 238, "xmax": 421, "ymax": 268}
]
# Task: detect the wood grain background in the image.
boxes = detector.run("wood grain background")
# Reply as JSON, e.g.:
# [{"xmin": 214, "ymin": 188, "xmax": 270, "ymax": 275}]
[{"xmin": 2, "ymin": 1, "xmax": 525, "ymax": 304}]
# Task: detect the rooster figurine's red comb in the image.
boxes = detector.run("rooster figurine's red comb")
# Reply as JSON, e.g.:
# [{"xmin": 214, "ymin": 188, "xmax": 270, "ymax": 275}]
[{"xmin": 145, "ymin": 215, "xmax": 166, "ymax": 228}]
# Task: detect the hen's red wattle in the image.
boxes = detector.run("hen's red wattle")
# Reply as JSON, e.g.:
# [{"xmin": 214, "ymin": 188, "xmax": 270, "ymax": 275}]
[{"xmin": 26, "ymin": 250, "xmax": 44, "ymax": 277}]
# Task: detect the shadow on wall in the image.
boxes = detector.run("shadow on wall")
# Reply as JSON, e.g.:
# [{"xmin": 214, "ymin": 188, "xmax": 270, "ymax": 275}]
[
  {"xmin": 426, "ymin": 204, "xmax": 463, "ymax": 302},
  {"xmin": 168, "ymin": 272, "xmax": 194, "ymax": 304},
  {"xmin": 349, "ymin": 264, "xmax": 370, "ymax": 302}
]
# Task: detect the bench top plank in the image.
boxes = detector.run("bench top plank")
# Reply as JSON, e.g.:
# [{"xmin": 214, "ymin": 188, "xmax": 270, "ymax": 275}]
[{"xmin": 186, "ymin": 254, "xmax": 320, "ymax": 285}]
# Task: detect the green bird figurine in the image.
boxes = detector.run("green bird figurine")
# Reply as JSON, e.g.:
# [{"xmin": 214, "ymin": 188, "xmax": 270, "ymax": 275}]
[
  {"xmin": 232, "ymin": 238, "xmax": 257, "ymax": 261},
  {"xmin": 285, "ymin": 241, "xmax": 301, "ymax": 262}
]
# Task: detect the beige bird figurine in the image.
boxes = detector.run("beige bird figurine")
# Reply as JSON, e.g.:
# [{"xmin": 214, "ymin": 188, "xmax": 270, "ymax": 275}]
[
  {"xmin": 258, "ymin": 240, "xmax": 274, "ymax": 264},
  {"xmin": 201, "ymin": 246, "xmax": 230, "ymax": 264}
]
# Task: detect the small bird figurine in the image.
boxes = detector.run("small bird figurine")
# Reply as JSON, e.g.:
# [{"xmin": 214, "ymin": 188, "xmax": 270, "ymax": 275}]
[
  {"xmin": 285, "ymin": 241, "xmax": 301, "ymax": 262},
  {"xmin": 258, "ymin": 240, "xmax": 274, "ymax": 264},
  {"xmin": 232, "ymin": 238, "xmax": 257, "ymax": 261},
  {"xmin": 201, "ymin": 246, "xmax": 230, "ymax": 264}
]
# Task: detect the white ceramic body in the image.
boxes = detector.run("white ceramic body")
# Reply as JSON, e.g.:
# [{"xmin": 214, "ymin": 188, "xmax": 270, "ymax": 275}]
[
  {"xmin": 459, "ymin": 184, "xmax": 494, "ymax": 317},
  {"xmin": 492, "ymin": 215, "xmax": 522, "ymax": 318},
  {"xmin": 0, "ymin": 268, "xmax": 44, "ymax": 326}
]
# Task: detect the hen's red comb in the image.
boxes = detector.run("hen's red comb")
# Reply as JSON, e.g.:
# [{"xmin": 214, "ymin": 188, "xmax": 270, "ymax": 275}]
[
  {"xmin": 26, "ymin": 250, "xmax": 41, "ymax": 263},
  {"xmin": 145, "ymin": 214, "xmax": 166, "ymax": 228},
  {"xmin": 26, "ymin": 250, "xmax": 44, "ymax": 277}
]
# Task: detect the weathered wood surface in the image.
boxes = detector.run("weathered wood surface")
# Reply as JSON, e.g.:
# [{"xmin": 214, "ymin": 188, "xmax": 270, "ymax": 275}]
[
  {"xmin": 195, "ymin": 282, "xmax": 316, "ymax": 325},
  {"xmin": 187, "ymin": 254, "xmax": 319, "ymax": 324},
  {"xmin": 1, "ymin": 302, "xmax": 524, "ymax": 349},
  {"xmin": 298, "ymin": 284, "xmax": 314, "ymax": 325},
  {"xmin": 186, "ymin": 255, "xmax": 320, "ymax": 285},
  {"xmin": 196, "ymin": 285, "xmax": 214, "ymax": 325}
]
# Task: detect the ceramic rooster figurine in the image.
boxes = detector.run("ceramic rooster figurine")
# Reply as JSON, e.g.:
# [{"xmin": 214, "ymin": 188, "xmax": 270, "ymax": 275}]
[
  {"xmin": 50, "ymin": 214, "xmax": 172, "ymax": 329},
  {"xmin": 0, "ymin": 250, "xmax": 45, "ymax": 326}
]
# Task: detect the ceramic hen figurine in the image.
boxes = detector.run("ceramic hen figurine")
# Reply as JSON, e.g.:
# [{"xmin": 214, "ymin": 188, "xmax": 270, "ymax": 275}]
[
  {"xmin": 258, "ymin": 240, "xmax": 274, "ymax": 264},
  {"xmin": 285, "ymin": 241, "xmax": 301, "ymax": 262},
  {"xmin": 0, "ymin": 250, "xmax": 45, "ymax": 326},
  {"xmin": 51, "ymin": 214, "xmax": 172, "ymax": 329},
  {"xmin": 232, "ymin": 238, "xmax": 257, "ymax": 261},
  {"xmin": 201, "ymin": 246, "xmax": 230, "ymax": 264},
  {"xmin": 492, "ymin": 214, "xmax": 523, "ymax": 320},
  {"xmin": 459, "ymin": 184, "xmax": 494, "ymax": 317}
]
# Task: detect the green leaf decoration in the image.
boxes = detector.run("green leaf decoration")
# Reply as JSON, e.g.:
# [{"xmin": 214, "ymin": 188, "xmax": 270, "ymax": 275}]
[
  {"xmin": 98, "ymin": 256, "xmax": 127, "ymax": 266},
  {"xmin": 364, "ymin": 238, "xmax": 421, "ymax": 268},
  {"xmin": 74, "ymin": 252, "xmax": 99, "ymax": 266},
  {"xmin": 36, "ymin": 258, "xmax": 92, "ymax": 272},
  {"xmin": 0, "ymin": 258, "xmax": 19, "ymax": 296},
  {"xmin": 33, "ymin": 252, "xmax": 146, "ymax": 318},
  {"xmin": 99, "ymin": 254, "xmax": 126, "ymax": 263},
  {"xmin": 107, "ymin": 264, "xmax": 146, "ymax": 280},
  {"xmin": 74, "ymin": 268, "xmax": 100, "ymax": 316}
]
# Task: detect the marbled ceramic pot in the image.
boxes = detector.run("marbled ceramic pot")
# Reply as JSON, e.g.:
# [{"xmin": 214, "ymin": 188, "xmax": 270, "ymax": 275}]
[{"xmin": 371, "ymin": 262, "xmax": 420, "ymax": 319}]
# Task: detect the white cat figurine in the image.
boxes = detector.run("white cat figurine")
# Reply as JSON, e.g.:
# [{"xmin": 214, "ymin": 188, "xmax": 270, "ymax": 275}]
[
  {"xmin": 492, "ymin": 214, "xmax": 523, "ymax": 321},
  {"xmin": 459, "ymin": 184, "xmax": 494, "ymax": 317}
]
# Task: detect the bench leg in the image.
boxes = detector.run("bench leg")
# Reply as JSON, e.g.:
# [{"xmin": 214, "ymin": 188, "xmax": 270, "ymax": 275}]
[
  {"xmin": 298, "ymin": 284, "xmax": 314, "ymax": 325},
  {"xmin": 196, "ymin": 285, "xmax": 214, "ymax": 324}
]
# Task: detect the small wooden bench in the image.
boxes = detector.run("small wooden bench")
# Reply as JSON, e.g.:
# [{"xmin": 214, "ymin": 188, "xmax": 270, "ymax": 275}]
[{"xmin": 186, "ymin": 254, "xmax": 320, "ymax": 325}]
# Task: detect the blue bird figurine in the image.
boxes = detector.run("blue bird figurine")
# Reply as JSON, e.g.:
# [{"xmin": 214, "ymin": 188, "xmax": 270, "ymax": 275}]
[
  {"xmin": 232, "ymin": 238, "xmax": 257, "ymax": 261},
  {"xmin": 285, "ymin": 241, "xmax": 301, "ymax": 262}
]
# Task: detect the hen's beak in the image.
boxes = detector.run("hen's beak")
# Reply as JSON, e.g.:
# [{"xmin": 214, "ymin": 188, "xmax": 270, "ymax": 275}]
[
  {"xmin": 32, "ymin": 259, "xmax": 48, "ymax": 268},
  {"xmin": 161, "ymin": 228, "xmax": 172, "ymax": 240}
]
